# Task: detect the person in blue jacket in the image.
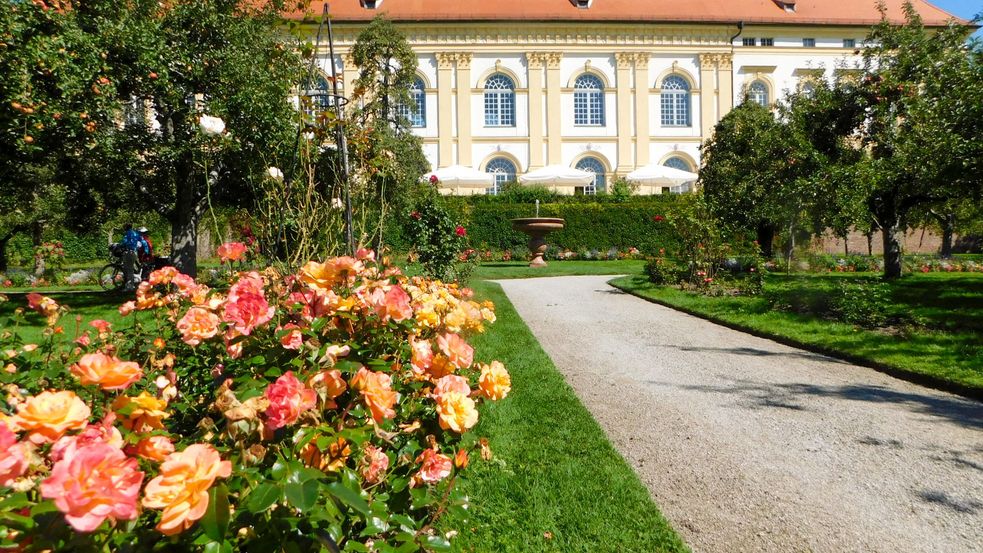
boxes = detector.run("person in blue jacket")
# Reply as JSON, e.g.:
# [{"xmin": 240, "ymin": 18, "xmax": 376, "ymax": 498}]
[{"xmin": 118, "ymin": 223, "xmax": 149, "ymax": 291}]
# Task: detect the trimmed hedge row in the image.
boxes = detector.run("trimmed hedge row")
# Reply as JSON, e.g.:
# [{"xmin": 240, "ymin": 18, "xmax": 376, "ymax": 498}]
[{"xmin": 387, "ymin": 197, "xmax": 683, "ymax": 254}]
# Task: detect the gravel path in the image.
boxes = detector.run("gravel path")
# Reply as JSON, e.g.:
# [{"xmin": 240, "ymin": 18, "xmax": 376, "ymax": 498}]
[{"xmin": 497, "ymin": 275, "xmax": 983, "ymax": 553}]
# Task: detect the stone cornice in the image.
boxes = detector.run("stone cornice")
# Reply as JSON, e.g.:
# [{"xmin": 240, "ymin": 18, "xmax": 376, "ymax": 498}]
[{"xmin": 313, "ymin": 23, "xmax": 735, "ymax": 48}]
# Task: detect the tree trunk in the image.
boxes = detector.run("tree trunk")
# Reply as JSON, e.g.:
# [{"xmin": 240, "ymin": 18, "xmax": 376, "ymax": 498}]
[
  {"xmin": 866, "ymin": 228, "xmax": 874, "ymax": 256},
  {"xmin": 171, "ymin": 159, "xmax": 200, "ymax": 278},
  {"xmin": 0, "ymin": 235, "xmax": 9, "ymax": 274},
  {"xmin": 882, "ymin": 222, "xmax": 903, "ymax": 279},
  {"xmin": 843, "ymin": 232, "xmax": 849, "ymax": 257},
  {"xmin": 32, "ymin": 222, "xmax": 44, "ymax": 277},
  {"xmin": 755, "ymin": 222, "xmax": 775, "ymax": 258},
  {"xmin": 939, "ymin": 212, "xmax": 954, "ymax": 259}
]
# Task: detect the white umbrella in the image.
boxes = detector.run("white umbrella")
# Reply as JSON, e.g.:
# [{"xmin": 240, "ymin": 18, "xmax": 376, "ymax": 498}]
[
  {"xmin": 422, "ymin": 165, "xmax": 495, "ymax": 188},
  {"xmin": 625, "ymin": 164, "xmax": 698, "ymax": 187},
  {"xmin": 519, "ymin": 164, "xmax": 595, "ymax": 186}
]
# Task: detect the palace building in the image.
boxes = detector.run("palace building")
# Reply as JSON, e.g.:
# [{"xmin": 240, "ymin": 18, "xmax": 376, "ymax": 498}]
[{"xmin": 288, "ymin": 0, "xmax": 960, "ymax": 194}]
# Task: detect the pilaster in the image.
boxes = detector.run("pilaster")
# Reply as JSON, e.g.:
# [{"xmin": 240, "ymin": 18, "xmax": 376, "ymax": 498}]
[
  {"xmin": 342, "ymin": 53, "xmax": 359, "ymax": 106},
  {"xmin": 717, "ymin": 53, "xmax": 734, "ymax": 120},
  {"xmin": 436, "ymin": 52, "xmax": 455, "ymax": 167},
  {"xmin": 698, "ymin": 53, "xmax": 718, "ymax": 140},
  {"xmin": 455, "ymin": 53, "xmax": 473, "ymax": 166},
  {"xmin": 614, "ymin": 52, "xmax": 634, "ymax": 172},
  {"xmin": 526, "ymin": 53, "xmax": 546, "ymax": 169},
  {"xmin": 544, "ymin": 52, "xmax": 563, "ymax": 165},
  {"xmin": 632, "ymin": 53, "xmax": 651, "ymax": 167}
]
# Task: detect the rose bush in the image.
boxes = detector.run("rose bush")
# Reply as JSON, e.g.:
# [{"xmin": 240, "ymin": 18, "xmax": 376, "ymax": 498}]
[{"xmin": 0, "ymin": 248, "xmax": 509, "ymax": 551}]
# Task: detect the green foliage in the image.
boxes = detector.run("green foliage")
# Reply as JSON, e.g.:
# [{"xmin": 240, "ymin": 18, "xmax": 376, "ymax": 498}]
[
  {"xmin": 608, "ymin": 177, "xmax": 640, "ymax": 201},
  {"xmin": 833, "ymin": 280, "xmax": 890, "ymax": 328},
  {"xmin": 644, "ymin": 254, "xmax": 684, "ymax": 285},
  {"xmin": 405, "ymin": 197, "xmax": 682, "ymax": 254},
  {"xmin": 405, "ymin": 187, "xmax": 472, "ymax": 281},
  {"xmin": 0, "ymin": 255, "xmax": 508, "ymax": 550}
]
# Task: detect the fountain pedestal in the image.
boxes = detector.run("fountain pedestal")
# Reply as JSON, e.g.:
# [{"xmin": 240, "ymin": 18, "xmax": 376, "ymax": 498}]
[{"xmin": 511, "ymin": 217, "xmax": 565, "ymax": 267}]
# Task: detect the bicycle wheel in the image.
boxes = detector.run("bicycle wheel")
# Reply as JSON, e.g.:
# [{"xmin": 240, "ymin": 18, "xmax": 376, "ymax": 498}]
[{"xmin": 98, "ymin": 264, "xmax": 124, "ymax": 291}]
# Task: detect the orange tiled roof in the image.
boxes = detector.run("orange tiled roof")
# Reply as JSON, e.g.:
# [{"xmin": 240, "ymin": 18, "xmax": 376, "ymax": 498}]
[{"xmin": 286, "ymin": 0, "xmax": 964, "ymax": 27}]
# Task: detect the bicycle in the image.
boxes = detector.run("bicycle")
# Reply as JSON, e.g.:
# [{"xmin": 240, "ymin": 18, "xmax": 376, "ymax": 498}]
[{"xmin": 98, "ymin": 245, "xmax": 167, "ymax": 291}]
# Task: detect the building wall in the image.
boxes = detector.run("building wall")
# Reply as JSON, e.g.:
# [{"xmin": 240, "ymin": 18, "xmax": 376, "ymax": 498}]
[{"xmin": 322, "ymin": 21, "xmax": 865, "ymax": 194}]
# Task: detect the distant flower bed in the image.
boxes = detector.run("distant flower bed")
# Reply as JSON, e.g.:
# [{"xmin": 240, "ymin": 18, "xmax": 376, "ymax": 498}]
[
  {"xmin": 0, "ymin": 248, "xmax": 509, "ymax": 551},
  {"xmin": 767, "ymin": 254, "xmax": 983, "ymax": 274}
]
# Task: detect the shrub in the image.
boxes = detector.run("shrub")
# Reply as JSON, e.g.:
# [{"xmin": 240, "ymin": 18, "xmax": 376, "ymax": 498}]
[
  {"xmin": 405, "ymin": 187, "xmax": 474, "ymax": 282},
  {"xmin": 645, "ymin": 252, "xmax": 684, "ymax": 285},
  {"xmin": 0, "ymin": 251, "xmax": 510, "ymax": 551},
  {"xmin": 832, "ymin": 280, "xmax": 890, "ymax": 328}
]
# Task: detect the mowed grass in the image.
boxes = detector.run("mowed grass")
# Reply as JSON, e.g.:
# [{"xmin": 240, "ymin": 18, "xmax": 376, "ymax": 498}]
[
  {"xmin": 444, "ymin": 280, "xmax": 687, "ymax": 553},
  {"xmin": 611, "ymin": 272, "xmax": 983, "ymax": 395},
  {"xmin": 473, "ymin": 260, "xmax": 645, "ymax": 281},
  {"xmin": 0, "ymin": 290, "xmax": 129, "ymax": 344}
]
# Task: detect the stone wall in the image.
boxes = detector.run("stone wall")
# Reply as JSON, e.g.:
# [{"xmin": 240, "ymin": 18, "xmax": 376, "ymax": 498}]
[{"xmin": 813, "ymin": 228, "xmax": 951, "ymax": 256}]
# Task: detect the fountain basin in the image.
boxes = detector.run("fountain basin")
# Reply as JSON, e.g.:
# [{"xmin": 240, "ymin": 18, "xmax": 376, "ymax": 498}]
[{"xmin": 511, "ymin": 217, "xmax": 565, "ymax": 267}]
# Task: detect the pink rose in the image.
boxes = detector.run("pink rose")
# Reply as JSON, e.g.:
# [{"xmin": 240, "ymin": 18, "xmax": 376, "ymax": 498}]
[
  {"xmin": 433, "ymin": 374, "xmax": 471, "ymax": 399},
  {"xmin": 264, "ymin": 371, "xmax": 317, "ymax": 431},
  {"xmin": 0, "ymin": 421, "xmax": 30, "ymax": 486},
  {"xmin": 360, "ymin": 445, "xmax": 389, "ymax": 484},
  {"xmin": 41, "ymin": 443, "xmax": 143, "ymax": 532},
  {"xmin": 279, "ymin": 324, "xmax": 303, "ymax": 350},
  {"xmin": 437, "ymin": 332, "xmax": 473, "ymax": 370},
  {"xmin": 414, "ymin": 448, "xmax": 452, "ymax": 485}
]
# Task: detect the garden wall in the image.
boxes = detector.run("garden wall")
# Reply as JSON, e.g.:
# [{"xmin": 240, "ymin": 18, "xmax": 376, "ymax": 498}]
[{"xmin": 813, "ymin": 228, "xmax": 978, "ymax": 255}]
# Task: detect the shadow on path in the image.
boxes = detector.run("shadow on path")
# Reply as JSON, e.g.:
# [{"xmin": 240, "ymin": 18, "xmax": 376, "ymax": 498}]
[{"xmin": 648, "ymin": 375, "xmax": 983, "ymax": 430}]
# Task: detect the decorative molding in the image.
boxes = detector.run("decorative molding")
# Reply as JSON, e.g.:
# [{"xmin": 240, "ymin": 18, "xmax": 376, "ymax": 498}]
[
  {"xmin": 632, "ymin": 52, "xmax": 650, "ymax": 67},
  {"xmin": 436, "ymin": 52, "xmax": 456, "ymax": 69},
  {"xmin": 614, "ymin": 52, "xmax": 634, "ymax": 69},
  {"xmin": 525, "ymin": 52, "xmax": 545, "ymax": 69},
  {"xmin": 455, "ymin": 52, "xmax": 472, "ymax": 69},
  {"xmin": 319, "ymin": 23, "xmax": 735, "ymax": 48},
  {"xmin": 740, "ymin": 65, "xmax": 777, "ymax": 74},
  {"xmin": 698, "ymin": 52, "xmax": 733, "ymax": 70},
  {"xmin": 342, "ymin": 53, "xmax": 357, "ymax": 67},
  {"xmin": 543, "ymin": 52, "xmax": 563, "ymax": 68}
]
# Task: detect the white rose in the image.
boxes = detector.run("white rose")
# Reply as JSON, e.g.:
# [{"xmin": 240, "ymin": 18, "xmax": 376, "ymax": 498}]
[
  {"xmin": 199, "ymin": 115, "xmax": 226, "ymax": 136},
  {"xmin": 331, "ymin": 198, "xmax": 344, "ymax": 209},
  {"xmin": 267, "ymin": 167, "xmax": 284, "ymax": 181}
]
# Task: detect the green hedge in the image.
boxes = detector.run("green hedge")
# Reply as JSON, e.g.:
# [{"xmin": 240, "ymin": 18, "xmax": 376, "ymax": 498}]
[{"xmin": 387, "ymin": 197, "xmax": 683, "ymax": 254}]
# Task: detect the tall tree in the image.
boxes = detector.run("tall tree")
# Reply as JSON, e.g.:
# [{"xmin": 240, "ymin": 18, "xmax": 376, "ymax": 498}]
[
  {"xmin": 854, "ymin": 2, "xmax": 981, "ymax": 278},
  {"xmin": 346, "ymin": 16, "xmax": 429, "ymax": 250}
]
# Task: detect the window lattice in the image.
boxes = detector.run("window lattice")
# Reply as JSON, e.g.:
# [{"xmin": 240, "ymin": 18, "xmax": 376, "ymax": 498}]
[
  {"xmin": 749, "ymin": 80, "xmax": 769, "ymax": 107},
  {"xmin": 663, "ymin": 157, "xmax": 691, "ymax": 171},
  {"xmin": 396, "ymin": 78, "xmax": 426, "ymax": 127},
  {"xmin": 660, "ymin": 75, "xmax": 691, "ymax": 127},
  {"xmin": 485, "ymin": 157, "xmax": 517, "ymax": 195},
  {"xmin": 484, "ymin": 74, "xmax": 515, "ymax": 127},
  {"xmin": 573, "ymin": 74, "xmax": 605, "ymax": 126},
  {"xmin": 575, "ymin": 157, "xmax": 606, "ymax": 194}
]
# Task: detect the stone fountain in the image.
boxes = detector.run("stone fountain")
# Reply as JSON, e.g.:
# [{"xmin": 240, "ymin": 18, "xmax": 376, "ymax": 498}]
[{"xmin": 511, "ymin": 200, "xmax": 565, "ymax": 267}]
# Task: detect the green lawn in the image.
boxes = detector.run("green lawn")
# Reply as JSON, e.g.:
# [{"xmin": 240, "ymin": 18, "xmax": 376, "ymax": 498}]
[
  {"xmin": 473, "ymin": 260, "xmax": 645, "ymax": 281},
  {"xmin": 444, "ymin": 280, "xmax": 686, "ymax": 553},
  {"xmin": 0, "ymin": 290, "xmax": 129, "ymax": 344},
  {"xmin": 611, "ymin": 272, "xmax": 983, "ymax": 396}
]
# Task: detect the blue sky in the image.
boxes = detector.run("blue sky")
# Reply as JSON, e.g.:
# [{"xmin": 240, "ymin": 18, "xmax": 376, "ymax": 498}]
[{"xmin": 929, "ymin": 0, "xmax": 982, "ymax": 36}]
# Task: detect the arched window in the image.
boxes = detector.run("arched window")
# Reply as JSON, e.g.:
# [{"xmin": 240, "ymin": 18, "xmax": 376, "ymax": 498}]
[
  {"xmin": 663, "ymin": 156, "xmax": 692, "ymax": 171},
  {"xmin": 485, "ymin": 157, "xmax": 517, "ymax": 195},
  {"xmin": 484, "ymin": 74, "xmax": 516, "ymax": 127},
  {"xmin": 573, "ymin": 74, "xmax": 605, "ymax": 126},
  {"xmin": 575, "ymin": 157, "xmax": 606, "ymax": 195},
  {"xmin": 749, "ymin": 80, "xmax": 770, "ymax": 107},
  {"xmin": 660, "ymin": 75, "xmax": 691, "ymax": 127},
  {"xmin": 397, "ymin": 78, "xmax": 426, "ymax": 127},
  {"xmin": 302, "ymin": 75, "xmax": 333, "ymax": 122}
]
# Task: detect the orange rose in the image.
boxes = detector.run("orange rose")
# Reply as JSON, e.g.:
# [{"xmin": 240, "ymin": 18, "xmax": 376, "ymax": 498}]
[
  {"xmin": 132, "ymin": 435, "xmax": 176, "ymax": 462},
  {"xmin": 112, "ymin": 392, "xmax": 169, "ymax": 432},
  {"xmin": 12, "ymin": 390, "xmax": 90, "ymax": 444},
  {"xmin": 70, "ymin": 352, "xmax": 143, "ymax": 391},
  {"xmin": 216, "ymin": 242, "xmax": 248, "ymax": 263},
  {"xmin": 478, "ymin": 361, "xmax": 511, "ymax": 401},
  {"xmin": 142, "ymin": 444, "xmax": 232, "ymax": 536},
  {"xmin": 435, "ymin": 391, "xmax": 478, "ymax": 433},
  {"xmin": 176, "ymin": 307, "xmax": 220, "ymax": 346},
  {"xmin": 437, "ymin": 333, "xmax": 473, "ymax": 370},
  {"xmin": 300, "ymin": 436, "xmax": 350, "ymax": 473},
  {"xmin": 350, "ymin": 368, "xmax": 397, "ymax": 423},
  {"xmin": 307, "ymin": 369, "xmax": 347, "ymax": 409}
]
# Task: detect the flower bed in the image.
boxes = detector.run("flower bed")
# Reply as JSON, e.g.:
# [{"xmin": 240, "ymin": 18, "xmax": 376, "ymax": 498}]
[{"xmin": 0, "ymin": 249, "xmax": 509, "ymax": 551}]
